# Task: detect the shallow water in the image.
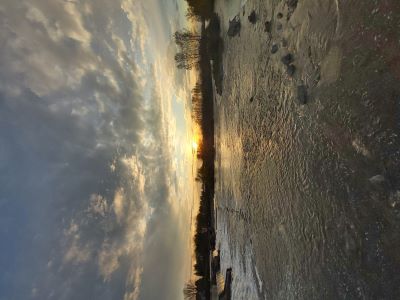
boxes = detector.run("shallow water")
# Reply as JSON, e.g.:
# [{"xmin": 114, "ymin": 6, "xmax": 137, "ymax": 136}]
[{"xmin": 214, "ymin": 0, "xmax": 400, "ymax": 299}]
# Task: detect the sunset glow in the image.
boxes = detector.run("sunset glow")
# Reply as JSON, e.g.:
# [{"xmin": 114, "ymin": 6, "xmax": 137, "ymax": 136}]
[{"xmin": 192, "ymin": 140, "xmax": 198, "ymax": 151}]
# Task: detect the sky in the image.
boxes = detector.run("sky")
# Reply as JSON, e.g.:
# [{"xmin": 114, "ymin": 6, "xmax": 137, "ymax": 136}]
[{"xmin": 0, "ymin": 0, "xmax": 197, "ymax": 299}]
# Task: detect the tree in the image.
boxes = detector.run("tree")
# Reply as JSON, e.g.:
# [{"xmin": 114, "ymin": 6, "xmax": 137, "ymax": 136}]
[
  {"xmin": 174, "ymin": 29, "xmax": 201, "ymax": 70},
  {"xmin": 174, "ymin": 30, "xmax": 201, "ymax": 46},
  {"xmin": 185, "ymin": 0, "xmax": 215, "ymax": 20},
  {"xmin": 175, "ymin": 52, "xmax": 199, "ymax": 70},
  {"xmin": 186, "ymin": 6, "xmax": 201, "ymax": 21},
  {"xmin": 183, "ymin": 280, "xmax": 197, "ymax": 299}
]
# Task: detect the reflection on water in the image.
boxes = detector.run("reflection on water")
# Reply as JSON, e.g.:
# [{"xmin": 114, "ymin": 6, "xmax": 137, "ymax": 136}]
[{"xmin": 214, "ymin": 0, "xmax": 400, "ymax": 299}]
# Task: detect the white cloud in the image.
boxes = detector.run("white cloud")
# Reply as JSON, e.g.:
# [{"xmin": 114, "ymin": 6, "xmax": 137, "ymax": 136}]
[{"xmin": 113, "ymin": 188, "xmax": 126, "ymax": 223}]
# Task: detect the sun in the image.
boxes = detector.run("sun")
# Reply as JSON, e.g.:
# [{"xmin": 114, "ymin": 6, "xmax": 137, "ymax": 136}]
[{"xmin": 192, "ymin": 140, "xmax": 198, "ymax": 151}]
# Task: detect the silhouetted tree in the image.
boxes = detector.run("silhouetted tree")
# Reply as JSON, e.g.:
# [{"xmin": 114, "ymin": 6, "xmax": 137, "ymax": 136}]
[
  {"xmin": 174, "ymin": 29, "xmax": 201, "ymax": 45},
  {"xmin": 185, "ymin": 0, "xmax": 215, "ymax": 20},
  {"xmin": 174, "ymin": 29, "xmax": 201, "ymax": 70},
  {"xmin": 183, "ymin": 281, "xmax": 197, "ymax": 299}
]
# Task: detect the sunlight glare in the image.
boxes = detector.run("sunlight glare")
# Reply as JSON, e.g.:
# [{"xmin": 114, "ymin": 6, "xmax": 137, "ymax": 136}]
[{"xmin": 192, "ymin": 140, "xmax": 198, "ymax": 151}]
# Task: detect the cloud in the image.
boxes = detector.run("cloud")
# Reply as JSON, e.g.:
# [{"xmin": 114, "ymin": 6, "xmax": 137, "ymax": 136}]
[{"xmin": 0, "ymin": 0, "xmax": 190, "ymax": 300}]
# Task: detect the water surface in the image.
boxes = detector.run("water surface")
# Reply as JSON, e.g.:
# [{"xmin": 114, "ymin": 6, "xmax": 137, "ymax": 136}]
[{"xmin": 214, "ymin": 0, "xmax": 400, "ymax": 299}]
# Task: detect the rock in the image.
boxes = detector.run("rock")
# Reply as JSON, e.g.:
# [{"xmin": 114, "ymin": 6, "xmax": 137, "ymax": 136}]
[
  {"xmin": 276, "ymin": 22, "xmax": 283, "ymax": 31},
  {"xmin": 286, "ymin": 0, "xmax": 298, "ymax": 20},
  {"xmin": 228, "ymin": 16, "xmax": 241, "ymax": 37},
  {"xmin": 250, "ymin": 96, "xmax": 254, "ymax": 102},
  {"xmin": 277, "ymin": 12, "xmax": 283, "ymax": 19},
  {"xmin": 248, "ymin": 10, "xmax": 257, "ymax": 24},
  {"xmin": 281, "ymin": 53, "xmax": 294, "ymax": 65},
  {"xmin": 369, "ymin": 175, "xmax": 385, "ymax": 184},
  {"xmin": 281, "ymin": 39, "xmax": 288, "ymax": 47},
  {"xmin": 297, "ymin": 85, "xmax": 307, "ymax": 104},
  {"xmin": 287, "ymin": 0, "xmax": 298, "ymax": 9},
  {"xmin": 271, "ymin": 44, "xmax": 279, "ymax": 54},
  {"xmin": 264, "ymin": 21, "xmax": 272, "ymax": 33},
  {"xmin": 286, "ymin": 64, "xmax": 296, "ymax": 76}
]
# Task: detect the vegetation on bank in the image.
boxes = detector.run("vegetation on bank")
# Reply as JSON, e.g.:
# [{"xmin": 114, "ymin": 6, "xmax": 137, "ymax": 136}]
[{"xmin": 175, "ymin": 1, "xmax": 222, "ymax": 299}]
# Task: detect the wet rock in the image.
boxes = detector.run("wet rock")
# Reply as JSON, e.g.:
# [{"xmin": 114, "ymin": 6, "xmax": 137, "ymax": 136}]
[
  {"xmin": 277, "ymin": 12, "xmax": 283, "ymax": 19},
  {"xmin": 248, "ymin": 10, "xmax": 257, "ymax": 24},
  {"xmin": 286, "ymin": 0, "xmax": 298, "ymax": 20},
  {"xmin": 264, "ymin": 21, "xmax": 272, "ymax": 33},
  {"xmin": 369, "ymin": 175, "xmax": 385, "ymax": 184},
  {"xmin": 271, "ymin": 44, "xmax": 279, "ymax": 54},
  {"xmin": 297, "ymin": 85, "xmax": 307, "ymax": 104},
  {"xmin": 287, "ymin": 0, "xmax": 298, "ymax": 9},
  {"xmin": 281, "ymin": 53, "xmax": 294, "ymax": 65},
  {"xmin": 228, "ymin": 16, "xmax": 241, "ymax": 37},
  {"xmin": 286, "ymin": 64, "xmax": 296, "ymax": 77}
]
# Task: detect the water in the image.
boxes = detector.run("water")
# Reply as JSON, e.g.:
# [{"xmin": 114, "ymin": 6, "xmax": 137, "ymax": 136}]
[{"xmin": 214, "ymin": 0, "xmax": 400, "ymax": 299}]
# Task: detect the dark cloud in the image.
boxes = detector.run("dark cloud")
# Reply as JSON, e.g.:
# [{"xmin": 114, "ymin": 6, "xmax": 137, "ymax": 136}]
[{"xmin": 0, "ymin": 1, "xmax": 188, "ymax": 300}]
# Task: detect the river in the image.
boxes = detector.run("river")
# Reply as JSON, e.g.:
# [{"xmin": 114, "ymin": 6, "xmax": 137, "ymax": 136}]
[{"xmin": 213, "ymin": 0, "xmax": 400, "ymax": 299}]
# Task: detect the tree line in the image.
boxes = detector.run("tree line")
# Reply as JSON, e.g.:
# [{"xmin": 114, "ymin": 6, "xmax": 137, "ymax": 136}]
[{"xmin": 178, "ymin": 1, "xmax": 216, "ymax": 299}]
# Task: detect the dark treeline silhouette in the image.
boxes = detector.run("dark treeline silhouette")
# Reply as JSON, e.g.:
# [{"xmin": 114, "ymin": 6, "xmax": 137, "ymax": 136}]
[
  {"xmin": 191, "ymin": 24, "xmax": 215, "ymax": 300},
  {"xmin": 186, "ymin": 0, "xmax": 215, "ymax": 20},
  {"xmin": 175, "ymin": 1, "xmax": 223, "ymax": 300}
]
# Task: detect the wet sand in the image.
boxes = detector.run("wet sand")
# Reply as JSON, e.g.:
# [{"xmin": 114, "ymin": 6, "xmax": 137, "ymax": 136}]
[{"xmin": 214, "ymin": 0, "xmax": 400, "ymax": 299}]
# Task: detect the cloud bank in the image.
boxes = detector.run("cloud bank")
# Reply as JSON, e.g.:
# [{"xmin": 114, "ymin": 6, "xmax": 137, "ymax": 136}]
[{"xmin": 0, "ymin": 0, "xmax": 189, "ymax": 299}]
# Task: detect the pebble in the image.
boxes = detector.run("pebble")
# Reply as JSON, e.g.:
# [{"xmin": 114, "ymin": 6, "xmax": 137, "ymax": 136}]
[{"xmin": 271, "ymin": 44, "xmax": 279, "ymax": 54}]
